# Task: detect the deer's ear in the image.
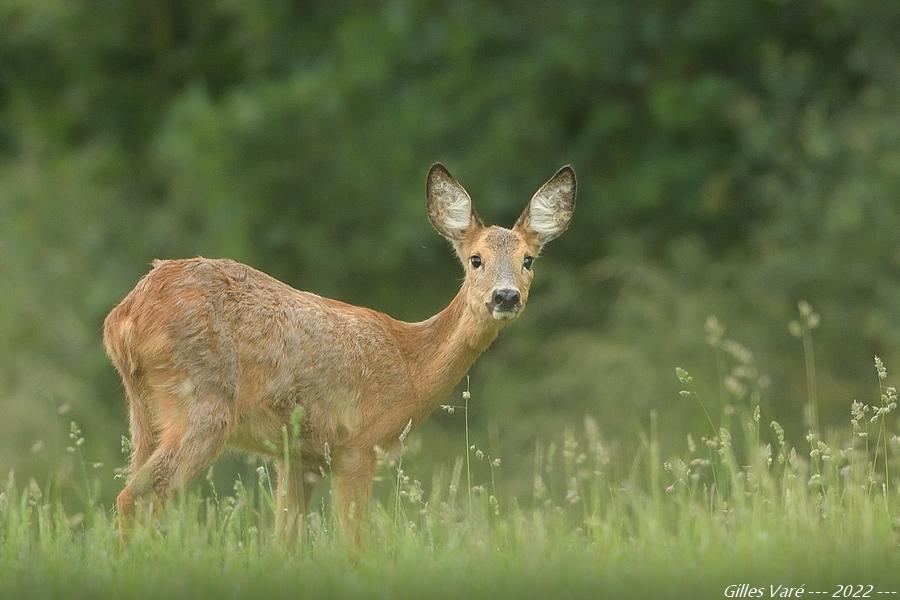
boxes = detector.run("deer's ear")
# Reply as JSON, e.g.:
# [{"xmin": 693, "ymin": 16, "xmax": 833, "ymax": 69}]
[
  {"xmin": 426, "ymin": 163, "xmax": 483, "ymax": 242},
  {"xmin": 514, "ymin": 166, "xmax": 576, "ymax": 247}
]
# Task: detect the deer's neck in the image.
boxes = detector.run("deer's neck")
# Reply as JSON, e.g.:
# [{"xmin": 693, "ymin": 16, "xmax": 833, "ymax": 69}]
[{"xmin": 400, "ymin": 285, "xmax": 500, "ymax": 415}]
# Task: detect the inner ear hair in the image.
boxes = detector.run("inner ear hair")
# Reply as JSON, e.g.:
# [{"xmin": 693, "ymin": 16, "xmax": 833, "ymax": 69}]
[
  {"xmin": 515, "ymin": 165, "xmax": 576, "ymax": 244},
  {"xmin": 426, "ymin": 163, "xmax": 482, "ymax": 241}
]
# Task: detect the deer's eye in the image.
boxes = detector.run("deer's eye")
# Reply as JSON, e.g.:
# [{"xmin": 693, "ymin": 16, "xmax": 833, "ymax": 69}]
[
  {"xmin": 523, "ymin": 256, "xmax": 534, "ymax": 270},
  {"xmin": 470, "ymin": 256, "xmax": 483, "ymax": 269}
]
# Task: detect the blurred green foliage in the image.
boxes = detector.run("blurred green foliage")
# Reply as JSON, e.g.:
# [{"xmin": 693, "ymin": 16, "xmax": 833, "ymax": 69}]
[{"xmin": 1, "ymin": 1, "xmax": 898, "ymax": 499}]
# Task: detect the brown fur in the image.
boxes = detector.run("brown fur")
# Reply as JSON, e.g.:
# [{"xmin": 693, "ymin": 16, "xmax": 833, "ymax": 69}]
[{"xmin": 104, "ymin": 164, "xmax": 576, "ymax": 543}]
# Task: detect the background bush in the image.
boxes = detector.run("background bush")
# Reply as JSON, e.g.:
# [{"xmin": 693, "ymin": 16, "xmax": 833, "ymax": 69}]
[{"xmin": 1, "ymin": 0, "xmax": 898, "ymax": 501}]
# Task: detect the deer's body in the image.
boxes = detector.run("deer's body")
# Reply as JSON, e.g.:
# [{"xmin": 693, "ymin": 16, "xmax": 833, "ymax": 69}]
[
  {"xmin": 105, "ymin": 256, "xmax": 497, "ymax": 466},
  {"xmin": 105, "ymin": 164, "xmax": 575, "ymax": 542}
]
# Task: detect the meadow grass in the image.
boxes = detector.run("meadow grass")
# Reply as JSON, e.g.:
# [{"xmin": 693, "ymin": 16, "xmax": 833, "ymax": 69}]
[{"xmin": 1, "ymin": 308, "xmax": 898, "ymax": 599}]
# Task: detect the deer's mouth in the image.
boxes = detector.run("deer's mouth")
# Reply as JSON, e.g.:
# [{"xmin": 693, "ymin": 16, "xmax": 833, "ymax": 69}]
[{"xmin": 486, "ymin": 303, "xmax": 520, "ymax": 321}]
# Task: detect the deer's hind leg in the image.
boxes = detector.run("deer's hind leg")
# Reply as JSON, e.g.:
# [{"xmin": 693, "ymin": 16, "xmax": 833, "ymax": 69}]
[
  {"xmin": 117, "ymin": 371, "xmax": 235, "ymax": 538},
  {"xmin": 115, "ymin": 373, "xmax": 159, "ymax": 533},
  {"xmin": 124, "ymin": 377, "xmax": 157, "ymax": 470}
]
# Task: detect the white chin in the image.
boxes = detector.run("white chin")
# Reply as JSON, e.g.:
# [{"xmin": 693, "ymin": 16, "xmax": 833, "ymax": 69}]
[{"xmin": 491, "ymin": 309, "xmax": 518, "ymax": 321}]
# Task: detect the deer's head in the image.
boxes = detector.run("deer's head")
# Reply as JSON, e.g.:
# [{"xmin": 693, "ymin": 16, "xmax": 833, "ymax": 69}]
[{"xmin": 426, "ymin": 164, "xmax": 576, "ymax": 324}]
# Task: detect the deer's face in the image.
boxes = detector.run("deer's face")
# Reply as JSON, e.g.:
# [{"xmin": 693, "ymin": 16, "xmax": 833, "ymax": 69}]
[{"xmin": 426, "ymin": 164, "xmax": 576, "ymax": 323}]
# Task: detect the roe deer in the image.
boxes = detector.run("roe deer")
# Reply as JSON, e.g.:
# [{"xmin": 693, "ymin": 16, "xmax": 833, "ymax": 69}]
[{"xmin": 103, "ymin": 163, "xmax": 576, "ymax": 542}]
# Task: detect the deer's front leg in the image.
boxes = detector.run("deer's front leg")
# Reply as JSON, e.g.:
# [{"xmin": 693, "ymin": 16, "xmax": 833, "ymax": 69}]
[
  {"xmin": 333, "ymin": 446, "xmax": 376, "ymax": 545},
  {"xmin": 274, "ymin": 456, "xmax": 319, "ymax": 545}
]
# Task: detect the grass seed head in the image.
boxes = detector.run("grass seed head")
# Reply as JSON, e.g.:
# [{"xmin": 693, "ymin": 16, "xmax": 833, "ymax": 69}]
[
  {"xmin": 874, "ymin": 356, "xmax": 887, "ymax": 381},
  {"xmin": 399, "ymin": 419, "xmax": 413, "ymax": 444}
]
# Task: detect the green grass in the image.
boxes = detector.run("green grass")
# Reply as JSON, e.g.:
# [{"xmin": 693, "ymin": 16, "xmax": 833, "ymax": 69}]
[{"xmin": 2, "ymin": 311, "xmax": 898, "ymax": 599}]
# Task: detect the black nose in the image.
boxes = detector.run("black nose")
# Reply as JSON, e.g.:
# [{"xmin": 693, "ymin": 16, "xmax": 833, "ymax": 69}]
[{"xmin": 492, "ymin": 288, "xmax": 521, "ymax": 310}]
